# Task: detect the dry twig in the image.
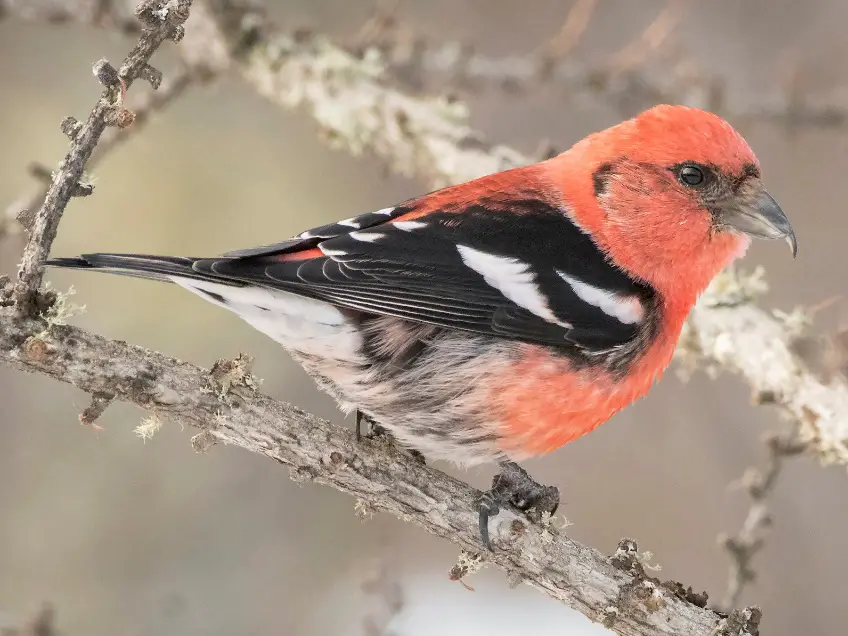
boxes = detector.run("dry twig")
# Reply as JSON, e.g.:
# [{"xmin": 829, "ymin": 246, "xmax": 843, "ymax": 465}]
[
  {"xmin": 538, "ymin": 0, "xmax": 598, "ymax": 62},
  {"xmin": 606, "ymin": 0, "xmax": 684, "ymax": 77}
]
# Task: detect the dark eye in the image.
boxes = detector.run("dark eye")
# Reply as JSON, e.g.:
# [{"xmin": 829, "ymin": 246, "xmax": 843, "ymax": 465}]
[{"xmin": 679, "ymin": 165, "xmax": 705, "ymax": 186}]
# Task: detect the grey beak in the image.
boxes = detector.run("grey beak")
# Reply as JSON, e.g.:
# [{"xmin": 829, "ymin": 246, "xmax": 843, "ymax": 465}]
[{"xmin": 722, "ymin": 190, "xmax": 797, "ymax": 258}]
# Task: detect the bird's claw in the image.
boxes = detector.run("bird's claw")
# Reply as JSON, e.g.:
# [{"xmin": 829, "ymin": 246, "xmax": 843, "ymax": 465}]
[
  {"xmin": 355, "ymin": 408, "xmax": 383, "ymax": 441},
  {"xmin": 477, "ymin": 460, "xmax": 560, "ymax": 550}
]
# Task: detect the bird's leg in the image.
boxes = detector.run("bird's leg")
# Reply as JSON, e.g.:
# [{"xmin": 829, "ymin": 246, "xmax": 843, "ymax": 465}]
[
  {"xmin": 354, "ymin": 409, "xmax": 425, "ymax": 463},
  {"xmin": 478, "ymin": 460, "xmax": 560, "ymax": 550},
  {"xmin": 355, "ymin": 408, "xmax": 383, "ymax": 441}
]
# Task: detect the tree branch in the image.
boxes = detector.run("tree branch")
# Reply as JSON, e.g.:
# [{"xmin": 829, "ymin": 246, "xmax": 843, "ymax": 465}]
[
  {"xmin": 683, "ymin": 278, "xmax": 848, "ymax": 466},
  {"xmin": 0, "ymin": 298, "xmax": 753, "ymax": 636}
]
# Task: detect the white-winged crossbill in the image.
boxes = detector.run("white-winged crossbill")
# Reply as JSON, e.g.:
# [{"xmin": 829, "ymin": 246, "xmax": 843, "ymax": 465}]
[{"xmin": 49, "ymin": 105, "xmax": 796, "ymax": 548}]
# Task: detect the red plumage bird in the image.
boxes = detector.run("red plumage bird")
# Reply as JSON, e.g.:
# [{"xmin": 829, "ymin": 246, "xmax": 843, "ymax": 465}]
[{"xmin": 49, "ymin": 105, "xmax": 796, "ymax": 548}]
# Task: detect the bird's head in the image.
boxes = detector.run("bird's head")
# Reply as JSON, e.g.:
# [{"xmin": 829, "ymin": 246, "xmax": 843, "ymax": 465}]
[{"xmin": 550, "ymin": 104, "xmax": 796, "ymax": 301}]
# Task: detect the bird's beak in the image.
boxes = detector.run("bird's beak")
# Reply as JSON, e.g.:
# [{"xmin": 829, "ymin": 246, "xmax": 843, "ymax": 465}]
[{"xmin": 721, "ymin": 189, "xmax": 797, "ymax": 258}]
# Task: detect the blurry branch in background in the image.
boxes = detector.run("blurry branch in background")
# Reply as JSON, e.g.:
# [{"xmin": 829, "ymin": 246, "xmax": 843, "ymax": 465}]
[
  {"xmin": 361, "ymin": 554, "xmax": 406, "ymax": 636},
  {"xmin": 710, "ymin": 297, "xmax": 843, "ymax": 612},
  {"xmin": 9, "ymin": 0, "xmax": 193, "ymax": 315},
  {"xmin": 0, "ymin": 603, "xmax": 58, "ymax": 636},
  {"xmin": 348, "ymin": 0, "xmax": 848, "ymax": 130},
  {"xmin": 604, "ymin": 0, "xmax": 683, "ymax": 78},
  {"xmin": 1, "ymin": 0, "xmax": 848, "ymax": 633},
  {"xmin": 716, "ymin": 434, "xmax": 805, "ymax": 613},
  {"xmin": 536, "ymin": 0, "xmax": 598, "ymax": 62},
  {"xmin": 0, "ymin": 0, "xmax": 140, "ymax": 34}
]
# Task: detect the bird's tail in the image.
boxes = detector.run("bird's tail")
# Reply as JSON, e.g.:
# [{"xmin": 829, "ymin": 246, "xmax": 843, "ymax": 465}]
[{"xmin": 45, "ymin": 254, "xmax": 241, "ymax": 286}]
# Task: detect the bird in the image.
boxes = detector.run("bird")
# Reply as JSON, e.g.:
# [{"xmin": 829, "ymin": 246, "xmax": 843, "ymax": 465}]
[{"xmin": 47, "ymin": 104, "xmax": 796, "ymax": 549}]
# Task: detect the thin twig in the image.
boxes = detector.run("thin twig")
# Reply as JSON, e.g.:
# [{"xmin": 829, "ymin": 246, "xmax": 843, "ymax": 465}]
[
  {"xmin": 716, "ymin": 433, "xmax": 806, "ymax": 612},
  {"xmin": 11, "ymin": 0, "xmax": 193, "ymax": 315},
  {"xmin": 349, "ymin": 0, "xmax": 401, "ymax": 53},
  {"xmin": 606, "ymin": 0, "xmax": 684, "ymax": 77},
  {"xmin": 537, "ymin": 0, "xmax": 599, "ymax": 62},
  {"xmin": 78, "ymin": 391, "xmax": 116, "ymax": 428}
]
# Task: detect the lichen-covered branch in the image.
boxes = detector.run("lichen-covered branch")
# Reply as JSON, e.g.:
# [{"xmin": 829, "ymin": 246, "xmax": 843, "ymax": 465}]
[
  {"xmin": 682, "ymin": 275, "xmax": 848, "ymax": 465},
  {"xmin": 0, "ymin": 298, "xmax": 750, "ymax": 636},
  {"xmin": 10, "ymin": 0, "xmax": 192, "ymax": 314}
]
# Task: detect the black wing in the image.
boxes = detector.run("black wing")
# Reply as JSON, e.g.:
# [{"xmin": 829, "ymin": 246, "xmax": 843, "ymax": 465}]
[{"xmin": 196, "ymin": 199, "xmax": 656, "ymax": 351}]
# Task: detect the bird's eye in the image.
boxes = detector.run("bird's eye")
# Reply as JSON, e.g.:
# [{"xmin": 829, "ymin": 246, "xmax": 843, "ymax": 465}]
[{"xmin": 678, "ymin": 165, "xmax": 705, "ymax": 187}]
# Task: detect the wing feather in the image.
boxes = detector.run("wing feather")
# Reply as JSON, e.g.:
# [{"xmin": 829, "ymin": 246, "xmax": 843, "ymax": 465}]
[{"xmin": 198, "ymin": 196, "xmax": 656, "ymax": 350}]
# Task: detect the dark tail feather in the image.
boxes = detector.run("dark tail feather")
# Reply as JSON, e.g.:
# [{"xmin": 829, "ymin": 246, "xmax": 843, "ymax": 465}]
[{"xmin": 45, "ymin": 253, "xmax": 241, "ymax": 286}]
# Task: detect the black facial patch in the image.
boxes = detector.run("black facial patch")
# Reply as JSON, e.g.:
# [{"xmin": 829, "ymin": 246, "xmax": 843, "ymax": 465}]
[
  {"xmin": 731, "ymin": 163, "xmax": 761, "ymax": 192},
  {"xmin": 593, "ymin": 162, "xmax": 616, "ymax": 197},
  {"xmin": 741, "ymin": 163, "xmax": 760, "ymax": 179}
]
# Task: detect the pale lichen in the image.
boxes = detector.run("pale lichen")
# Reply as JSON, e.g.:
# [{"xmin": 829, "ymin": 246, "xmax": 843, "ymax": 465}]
[
  {"xmin": 35, "ymin": 283, "xmax": 85, "ymax": 339},
  {"xmin": 134, "ymin": 413, "xmax": 163, "ymax": 442},
  {"xmin": 205, "ymin": 353, "xmax": 262, "ymax": 403},
  {"xmin": 772, "ymin": 305, "xmax": 813, "ymax": 337},
  {"xmin": 354, "ymin": 497, "xmax": 375, "ymax": 521},
  {"xmin": 538, "ymin": 510, "xmax": 573, "ymax": 545},
  {"xmin": 448, "ymin": 550, "xmax": 484, "ymax": 591},
  {"xmin": 701, "ymin": 265, "xmax": 768, "ymax": 308},
  {"xmin": 639, "ymin": 550, "xmax": 663, "ymax": 572}
]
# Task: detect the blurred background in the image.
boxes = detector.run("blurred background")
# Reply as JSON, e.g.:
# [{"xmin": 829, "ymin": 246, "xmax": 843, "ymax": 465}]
[{"xmin": 2, "ymin": 1, "xmax": 848, "ymax": 634}]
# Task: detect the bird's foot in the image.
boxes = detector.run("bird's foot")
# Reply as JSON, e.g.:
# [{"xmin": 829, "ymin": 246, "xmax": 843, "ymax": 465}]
[
  {"xmin": 355, "ymin": 408, "xmax": 381, "ymax": 441},
  {"xmin": 355, "ymin": 409, "xmax": 426, "ymax": 464},
  {"xmin": 478, "ymin": 460, "xmax": 560, "ymax": 550}
]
